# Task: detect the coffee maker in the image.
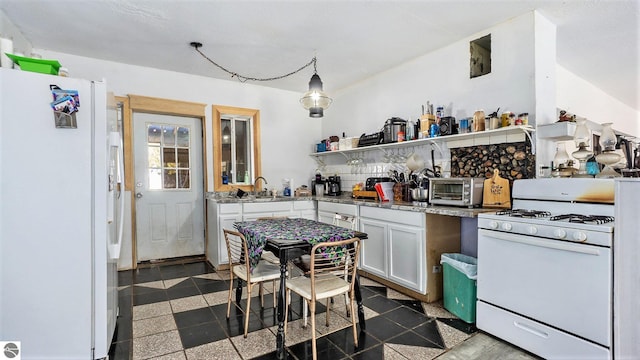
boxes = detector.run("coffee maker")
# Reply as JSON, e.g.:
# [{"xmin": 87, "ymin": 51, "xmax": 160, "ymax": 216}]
[{"xmin": 327, "ymin": 176, "xmax": 341, "ymax": 196}]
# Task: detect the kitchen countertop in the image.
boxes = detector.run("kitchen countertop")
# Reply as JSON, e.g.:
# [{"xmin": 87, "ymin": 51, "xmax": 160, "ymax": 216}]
[{"xmin": 206, "ymin": 192, "xmax": 496, "ymax": 218}]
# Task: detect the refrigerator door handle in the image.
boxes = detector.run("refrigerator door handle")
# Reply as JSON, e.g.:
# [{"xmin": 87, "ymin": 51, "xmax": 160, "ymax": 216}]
[{"xmin": 108, "ymin": 131, "xmax": 125, "ymax": 261}]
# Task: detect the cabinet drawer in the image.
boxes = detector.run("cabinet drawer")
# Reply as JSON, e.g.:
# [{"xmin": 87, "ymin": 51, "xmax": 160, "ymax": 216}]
[
  {"xmin": 219, "ymin": 203, "xmax": 242, "ymax": 214},
  {"xmin": 317, "ymin": 201, "xmax": 357, "ymax": 216},
  {"xmin": 243, "ymin": 201, "xmax": 292, "ymax": 213},
  {"xmin": 360, "ymin": 206, "xmax": 423, "ymax": 226}
]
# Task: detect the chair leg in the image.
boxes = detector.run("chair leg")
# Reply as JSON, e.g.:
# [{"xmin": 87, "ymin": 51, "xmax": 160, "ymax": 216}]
[
  {"xmin": 226, "ymin": 275, "xmax": 234, "ymax": 318},
  {"xmin": 325, "ymin": 298, "xmax": 330, "ymax": 327},
  {"xmin": 350, "ymin": 292, "xmax": 358, "ymax": 347},
  {"xmin": 259, "ymin": 283, "xmax": 264, "ymax": 308},
  {"xmin": 344, "ymin": 293, "xmax": 350, "ymax": 317},
  {"xmin": 244, "ymin": 283, "xmax": 252, "ymax": 338},
  {"xmin": 310, "ymin": 299, "xmax": 317, "ymax": 360},
  {"xmin": 302, "ymin": 300, "xmax": 308, "ymax": 328}
]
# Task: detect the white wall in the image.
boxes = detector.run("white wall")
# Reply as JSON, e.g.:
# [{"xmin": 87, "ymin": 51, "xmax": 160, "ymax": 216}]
[
  {"xmin": 35, "ymin": 49, "xmax": 322, "ymax": 193},
  {"xmin": 0, "ymin": 10, "xmax": 32, "ymax": 58},
  {"xmin": 318, "ymin": 12, "xmax": 543, "ymax": 186},
  {"xmin": 324, "ymin": 12, "xmax": 538, "ymax": 140},
  {"xmin": 556, "ymin": 64, "xmax": 640, "ymax": 137}
]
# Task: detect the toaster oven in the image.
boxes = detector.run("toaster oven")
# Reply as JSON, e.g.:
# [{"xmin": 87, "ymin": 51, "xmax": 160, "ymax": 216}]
[{"xmin": 428, "ymin": 177, "xmax": 485, "ymax": 208}]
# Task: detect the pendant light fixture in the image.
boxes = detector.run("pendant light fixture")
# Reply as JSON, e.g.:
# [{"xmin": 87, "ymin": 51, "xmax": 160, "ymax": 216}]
[
  {"xmin": 300, "ymin": 59, "xmax": 332, "ymax": 118},
  {"xmin": 191, "ymin": 42, "xmax": 332, "ymax": 117}
]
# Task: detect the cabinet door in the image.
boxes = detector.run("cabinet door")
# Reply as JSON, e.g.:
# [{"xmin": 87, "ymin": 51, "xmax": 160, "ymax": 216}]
[
  {"xmin": 388, "ymin": 224, "xmax": 426, "ymax": 294},
  {"xmin": 317, "ymin": 211, "xmax": 335, "ymax": 225},
  {"xmin": 218, "ymin": 213, "xmax": 242, "ymax": 265},
  {"xmin": 359, "ymin": 217, "xmax": 387, "ymax": 278}
]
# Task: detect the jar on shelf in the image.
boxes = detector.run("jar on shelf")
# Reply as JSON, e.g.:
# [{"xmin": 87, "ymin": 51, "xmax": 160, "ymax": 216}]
[
  {"xmin": 518, "ymin": 112, "xmax": 529, "ymax": 125},
  {"xmin": 473, "ymin": 110, "xmax": 485, "ymax": 132}
]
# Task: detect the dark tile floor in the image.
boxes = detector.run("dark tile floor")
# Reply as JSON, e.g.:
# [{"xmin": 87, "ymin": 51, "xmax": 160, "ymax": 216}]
[{"xmin": 109, "ymin": 259, "xmax": 481, "ymax": 360}]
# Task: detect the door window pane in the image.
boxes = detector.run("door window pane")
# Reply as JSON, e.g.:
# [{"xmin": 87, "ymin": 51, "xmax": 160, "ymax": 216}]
[
  {"xmin": 146, "ymin": 122, "xmax": 192, "ymax": 190},
  {"xmin": 164, "ymin": 169, "xmax": 177, "ymax": 189},
  {"xmin": 177, "ymin": 148, "xmax": 189, "ymax": 168},
  {"xmin": 163, "ymin": 148, "xmax": 176, "ymax": 168},
  {"xmin": 177, "ymin": 127, "xmax": 190, "ymax": 147},
  {"xmin": 149, "ymin": 168, "xmax": 162, "ymax": 190},
  {"xmin": 163, "ymin": 126, "xmax": 176, "ymax": 146},
  {"xmin": 148, "ymin": 125, "xmax": 161, "ymax": 144},
  {"xmin": 148, "ymin": 146, "xmax": 161, "ymax": 168},
  {"xmin": 178, "ymin": 169, "xmax": 190, "ymax": 189}
]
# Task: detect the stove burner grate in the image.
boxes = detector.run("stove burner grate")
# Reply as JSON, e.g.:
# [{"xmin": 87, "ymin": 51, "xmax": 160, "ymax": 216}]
[
  {"xmin": 549, "ymin": 214, "xmax": 614, "ymax": 224},
  {"xmin": 496, "ymin": 209, "xmax": 551, "ymax": 218}
]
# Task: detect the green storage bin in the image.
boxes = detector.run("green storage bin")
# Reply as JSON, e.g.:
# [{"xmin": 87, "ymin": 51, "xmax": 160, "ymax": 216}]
[
  {"xmin": 5, "ymin": 53, "xmax": 61, "ymax": 75},
  {"xmin": 441, "ymin": 253, "xmax": 477, "ymax": 323}
]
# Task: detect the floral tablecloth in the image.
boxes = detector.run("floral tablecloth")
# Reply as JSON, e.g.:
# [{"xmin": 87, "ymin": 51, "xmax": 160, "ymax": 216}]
[{"xmin": 234, "ymin": 218, "xmax": 355, "ymax": 272}]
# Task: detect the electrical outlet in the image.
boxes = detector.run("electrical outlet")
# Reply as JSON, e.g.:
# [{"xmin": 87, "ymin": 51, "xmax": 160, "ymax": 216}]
[{"xmin": 432, "ymin": 265, "xmax": 442, "ymax": 273}]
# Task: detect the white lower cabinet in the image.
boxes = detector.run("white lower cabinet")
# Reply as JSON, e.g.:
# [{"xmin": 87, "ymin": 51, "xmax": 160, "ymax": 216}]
[
  {"xmin": 207, "ymin": 202, "xmax": 242, "ymax": 267},
  {"xmin": 359, "ymin": 217, "xmax": 387, "ymax": 278},
  {"xmin": 206, "ymin": 200, "xmax": 316, "ymax": 268},
  {"xmin": 360, "ymin": 207, "xmax": 425, "ymax": 293},
  {"xmin": 317, "ymin": 201, "xmax": 358, "ymax": 228},
  {"xmin": 359, "ymin": 206, "xmax": 460, "ymax": 301}
]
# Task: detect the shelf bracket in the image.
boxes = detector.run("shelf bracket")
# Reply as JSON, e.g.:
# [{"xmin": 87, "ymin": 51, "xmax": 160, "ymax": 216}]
[
  {"xmin": 521, "ymin": 127, "xmax": 536, "ymax": 154},
  {"xmin": 312, "ymin": 155, "xmax": 325, "ymax": 168}
]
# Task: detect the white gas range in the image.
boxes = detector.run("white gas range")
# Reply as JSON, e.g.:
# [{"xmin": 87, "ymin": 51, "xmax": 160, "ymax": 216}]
[{"xmin": 477, "ymin": 178, "xmax": 615, "ymax": 359}]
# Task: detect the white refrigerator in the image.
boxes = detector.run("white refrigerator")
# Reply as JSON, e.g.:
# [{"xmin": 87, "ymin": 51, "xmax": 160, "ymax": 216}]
[{"xmin": 0, "ymin": 68, "xmax": 122, "ymax": 359}]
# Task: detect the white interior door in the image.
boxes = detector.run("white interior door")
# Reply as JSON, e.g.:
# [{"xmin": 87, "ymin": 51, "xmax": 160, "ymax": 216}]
[{"xmin": 133, "ymin": 113, "xmax": 204, "ymax": 261}]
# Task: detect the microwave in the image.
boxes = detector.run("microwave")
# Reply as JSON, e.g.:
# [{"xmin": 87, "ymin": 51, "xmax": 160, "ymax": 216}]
[{"xmin": 428, "ymin": 177, "xmax": 485, "ymax": 208}]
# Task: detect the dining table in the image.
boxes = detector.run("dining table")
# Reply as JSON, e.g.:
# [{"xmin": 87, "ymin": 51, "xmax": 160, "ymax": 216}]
[{"xmin": 233, "ymin": 217, "xmax": 367, "ymax": 360}]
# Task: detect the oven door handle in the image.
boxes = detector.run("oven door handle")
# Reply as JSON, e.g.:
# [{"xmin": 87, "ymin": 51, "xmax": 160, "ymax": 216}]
[{"xmin": 479, "ymin": 229, "xmax": 603, "ymax": 256}]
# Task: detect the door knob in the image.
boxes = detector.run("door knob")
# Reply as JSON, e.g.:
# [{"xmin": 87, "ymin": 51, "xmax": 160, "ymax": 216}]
[{"xmin": 136, "ymin": 192, "xmax": 143, "ymax": 199}]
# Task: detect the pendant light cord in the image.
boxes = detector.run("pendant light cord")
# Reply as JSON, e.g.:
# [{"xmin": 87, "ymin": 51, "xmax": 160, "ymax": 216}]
[{"xmin": 190, "ymin": 42, "xmax": 317, "ymax": 83}]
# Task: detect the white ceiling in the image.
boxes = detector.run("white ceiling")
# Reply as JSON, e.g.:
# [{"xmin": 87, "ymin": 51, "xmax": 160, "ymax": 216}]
[{"xmin": 2, "ymin": 0, "xmax": 638, "ymax": 111}]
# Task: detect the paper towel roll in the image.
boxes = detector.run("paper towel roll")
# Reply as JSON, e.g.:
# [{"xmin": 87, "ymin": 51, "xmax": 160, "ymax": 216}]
[{"xmin": 1, "ymin": 37, "xmax": 14, "ymax": 68}]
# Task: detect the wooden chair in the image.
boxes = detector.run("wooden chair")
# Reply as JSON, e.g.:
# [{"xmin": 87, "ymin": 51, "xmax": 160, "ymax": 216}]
[
  {"xmin": 300, "ymin": 213, "xmax": 357, "ymax": 327},
  {"xmin": 223, "ymin": 229, "xmax": 281, "ymax": 338},
  {"xmin": 284, "ymin": 237, "xmax": 361, "ymax": 360}
]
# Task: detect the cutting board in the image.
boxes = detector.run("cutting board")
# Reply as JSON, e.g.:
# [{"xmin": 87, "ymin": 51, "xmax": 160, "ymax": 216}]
[{"xmin": 483, "ymin": 169, "xmax": 511, "ymax": 208}]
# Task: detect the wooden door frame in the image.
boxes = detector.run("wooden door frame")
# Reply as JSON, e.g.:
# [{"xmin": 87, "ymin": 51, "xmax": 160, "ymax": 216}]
[{"xmin": 125, "ymin": 95, "xmax": 208, "ymax": 269}]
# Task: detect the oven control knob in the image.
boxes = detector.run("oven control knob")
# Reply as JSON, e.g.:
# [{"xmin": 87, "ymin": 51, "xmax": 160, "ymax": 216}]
[
  {"xmin": 573, "ymin": 232, "xmax": 587, "ymax": 242},
  {"xmin": 489, "ymin": 221, "xmax": 498, "ymax": 229},
  {"xmin": 501, "ymin": 223, "xmax": 513, "ymax": 231},
  {"xmin": 554, "ymin": 229, "xmax": 567, "ymax": 239},
  {"xmin": 528, "ymin": 226, "xmax": 538, "ymax": 235}
]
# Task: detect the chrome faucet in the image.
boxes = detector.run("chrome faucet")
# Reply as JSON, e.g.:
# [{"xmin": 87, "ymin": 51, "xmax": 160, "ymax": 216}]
[{"xmin": 253, "ymin": 176, "xmax": 268, "ymax": 196}]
